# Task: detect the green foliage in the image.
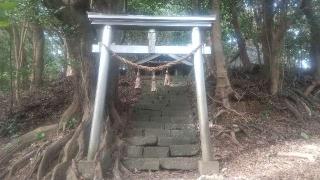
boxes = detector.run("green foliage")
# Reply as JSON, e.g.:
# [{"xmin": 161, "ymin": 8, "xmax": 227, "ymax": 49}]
[
  {"xmin": 0, "ymin": 1, "xmax": 17, "ymax": 27},
  {"xmin": 0, "ymin": 1, "xmax": 17, "ymax": 10},
  {"xmin": 0, "ymin": 30, "xmax": 11, "ymax": 92},
  {"xmin": 66, "ymin": 118, "xmax": 78, "ymax": 129},
  {"xmin": 36, "ymin": 131, "xmax": 45, "ymax": 140}
]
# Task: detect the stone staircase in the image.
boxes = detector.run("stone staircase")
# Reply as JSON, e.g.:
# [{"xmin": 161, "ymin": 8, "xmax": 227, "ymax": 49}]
[{"xmin": 122, "ymin": 83, "xmax": 200, "ymax": 171}]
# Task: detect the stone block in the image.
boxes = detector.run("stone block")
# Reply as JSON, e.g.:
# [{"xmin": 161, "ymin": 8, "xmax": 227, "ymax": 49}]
[
  {"xmin": 132, "ymin": 121, "xmax": 164, "ymax": 129},
  {"xmin": 127, "ymin": 128, "xmax": 143, "ymax": 136},
  {"xmin": 122, "ymin": 158, "xmax": 160, "ymax": 171},
  {"xmin": 134, "ymin": 116, "xmax": 150, "ymax": 121},
  {"xmin": 143, "ymin": 147, "xmax": 169, "ymax": 158},
  {"xmin": 157, "ymin": 136, "xmax": 197, "ymax": 146},
  {"xmin": 127, "ymin": 136, "xmax": 157, "ymax": 146},
  {"xmin": 145, "ymin": 129, "xmax": 171, "ymax": 137},
  {"xmin": 160, "ymin": 158, "xmax": 198, "ymax": 170},
  {"xmin": 126, "ymin": 146, "xmax": 143, "ymax": 158},
  {"xmin": 198, "ymin": 160, "xmax": 220, "ymax": 175},
  {"xmin": 171, "ymin": 129, "xmax": 197, "ymax": 137},
  {"xmin": 164, "ymin": 123, "xmax": 195, "ymax": 130},
  {"xmin": 170, "ymin": 144, "xmax": 200, "ymax": 157}
]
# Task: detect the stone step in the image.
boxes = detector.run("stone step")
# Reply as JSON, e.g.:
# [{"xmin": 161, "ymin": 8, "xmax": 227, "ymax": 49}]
[
  {"xmin": 131, "ymin": 122, "xmax": 195, "ymax": 130},
  {"xmin": 126, "ymin": 134, "xmax": 198, "ymax": 147},
  {"xmin": 133, "ymin": 114, "xmax": 193, "ymax": 122},
  {"xmin": 128, "ymin": 128, "xmax": 196, "ymax": 137},
  {"xmin": 169, "ymin": 144, "xmax": 200, "ymax": 157},
  {"xmin": 127, "ymin": 128, "xmax": 144, "ymax": 136},
  {"xmin": 122, "ymin": 158, "xmax": 160, "ymax": 171},
  {"xmin": 126, "ymin": 136, "xmax": 157, "ymax": 146},
  {"xmin": 133, "ymin": 110, "xmax": 162, "ymax": 117},
  {"xmin": 162, "ymin": 109, "xmax": 193, "ymax": 114},
  {"xmin": 126, "ymin": 146, "xmax": 143, "ymax": 158},
  {"xmin": 122, "ymin": 158, "xmax": 198, "ymax": 171},
  {"xmin": 158, "ymin": 136, "xmax": 198, "ymax": 146},
  {"xmin": 164, "ymin": 123, "xmax": 196, "ymax": 130},
  {"xmin": 160, "ymin": 157, "xmax": 198, "ymax": 170},
  {"xmin": 143, "ymin": 146, "xmax": 169, "ymax": 158},
  {"xmin": 144, "ymin": 128, "xmax": 197, "ymax": 137},
  {"xmin": 144, "ymin": 129, "xmax": 171, "ymax": 136},
  {"xmin": 170, "ymin": 129, "xmax": 197, "ymax": 137},
  {"xmin": 125, "ymin": 144, "xmax": 200, "ymax": 158},
  {"xmin": 132, "ymin": 121, "xmax": 164, "ymax": 129},
  {"xmin": 154, "ymin": 116, "xmax": 193, "ymax": 123}
]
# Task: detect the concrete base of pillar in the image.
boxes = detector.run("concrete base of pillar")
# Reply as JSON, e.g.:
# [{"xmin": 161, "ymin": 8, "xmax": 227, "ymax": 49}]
[{"xmin": 198, "ymin": 160, "xmax": 219, "ymax": 175}]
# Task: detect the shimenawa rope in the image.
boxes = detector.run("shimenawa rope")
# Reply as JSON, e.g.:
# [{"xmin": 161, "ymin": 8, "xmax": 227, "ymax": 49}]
[{"xmin": 101, "ymin": 43, "xmax": 203, "ymax": 72}]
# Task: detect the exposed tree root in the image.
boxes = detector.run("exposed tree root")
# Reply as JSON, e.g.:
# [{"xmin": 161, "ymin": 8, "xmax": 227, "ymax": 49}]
[
  {"xmin": 51, "ymin": 161, "xmax": 69, "ymax": 180},
  {"xmin": 293, "ymin": 89, "xmax": 317, "ymax": 108},
  {"xmin": 297, "ymin": 98, "xmax": 312, "ymax": 117},
  {"xmin": 208, "ymin": 94, "xmax": 246, "ymax": 120},
  {"xmin": 284, "ymin": 99, "xmax": 303, "ymax": 121},
  {"xmin": 2, "ymin": 88, "xmax": 127, "ymax": 180},
  {"xmin": 37, "ymin": 133, "xmax": 73, "ymax": 179},
  {"xmin": 7, "ymin": 150, "xmax": 36, "ymax": 178},
  {"xmin": 76, "ymin": 129, "xmax": 86, "ymax": 161},
  {"xmin": 94, "ymin": 118, "xmax": 111, "ymax": 161},
  {"xmin": 110, "ymin": 102, "xmax": 125, "ymax": 132},
  {"xmin": 59, "ymin": 92, "xmax": 81, "ymax": 131},
  {"xmin": 0, "ymin": 169, "xmax": 8, "ymax": 180},
  {"xmin": 213, "ymin": 124, "xmax": 243, "ymax": 147},
  {"xmin": 280, "ymin": 88, "xmax": 319, "ymax": 122},
  {"xmin": 50, "ymin": 118, "xmax": 90, "ymax": 180},
  {"xmin": 304, "ymin": 80, "xmax": 320, "ymax": 96},
  {"xmin": 94, "ymin": 162, "xmax": 104, "ymax": 180},
  {"xmin": 111, "ymin": 138, "xmax": 129, "ymax": 180},
  {"xmin": 0, "ymin": 124, "xmax": 58, "ymax": 166},
  {"xmin": 23, "ymin": 142, "xmax": 50, "ymax": 180},
  {"xmin": 70, "ymin": 159, "xmax": 85, "ymax": 180},
  {"xmin": 112, "ymin": 157, "xmax": 121, "ymax": 180}
]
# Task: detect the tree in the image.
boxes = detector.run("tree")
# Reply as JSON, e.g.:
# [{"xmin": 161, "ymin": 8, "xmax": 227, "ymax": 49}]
[
  {"xmin": 260, "ymin": 0, "xmax": 290, "ymax": 95},
  {"xmin": 30, "ymin": 23, "xmax": 44, "ymax": 90},
  {"xmin": 211, "ymin": 0, "xmax": 233, "ymax": 107},
  {"xmin": 227, "ymin": 0, "xmax": 252, "ymax": 69},
  {"xmin": 301, "ymin": 0, "xmax": 320, "ymax": 78}
]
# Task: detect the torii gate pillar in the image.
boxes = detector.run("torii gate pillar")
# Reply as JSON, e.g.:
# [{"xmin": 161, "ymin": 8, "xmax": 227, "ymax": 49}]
[
  {"xmin": 192, "ymin": 27, "xmax": 211, "ymax": 161},
  {"xmin": 87, "ymin": 25, "xmax": 112, "ymax": 160},
  {"xmin": 192, "ymin": 27, "xmax": 219, "ymax": 174}
]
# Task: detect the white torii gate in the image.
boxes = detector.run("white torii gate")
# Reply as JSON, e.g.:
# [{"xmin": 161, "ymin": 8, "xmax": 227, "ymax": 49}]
[{"xmin": 87, "ymin": 12, "xmax": 218, "ymax": 174}]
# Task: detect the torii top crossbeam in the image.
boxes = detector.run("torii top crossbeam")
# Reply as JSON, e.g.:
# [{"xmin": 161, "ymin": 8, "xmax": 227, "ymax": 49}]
[{"xmin": 88, "ymin": 12, "xmax": 216, "ymax": 29}]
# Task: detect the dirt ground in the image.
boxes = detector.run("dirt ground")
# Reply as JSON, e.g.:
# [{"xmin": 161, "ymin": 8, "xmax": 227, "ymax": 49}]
[
  {"xmin": 0, "ymin": 78, "xmax": 73, "ymax": 148},
  {"xmin": 1, "ymin": 76, "xmax": 320, "ymax": 179}
]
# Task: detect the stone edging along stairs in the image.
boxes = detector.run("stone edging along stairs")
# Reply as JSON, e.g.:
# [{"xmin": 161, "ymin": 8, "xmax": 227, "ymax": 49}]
[{"xmin": 122, "ymin": 84, "xmax": 200, "ymax": 171}]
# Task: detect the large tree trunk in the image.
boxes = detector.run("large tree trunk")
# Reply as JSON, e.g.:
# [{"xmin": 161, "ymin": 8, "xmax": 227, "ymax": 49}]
[
  {"xmin": 230, "ymin": 2, "xmax": 252, "ymax": 69},
  {"xmin": 301, "ymin": 0, "xmax": 320, "ymax": 79},
  {"xmin": 260, "ymin": 0, "xmax": 288, "ymax": 95},
  {"xmin": 212, "ymin": 0, "xmax": 233, "ymax": 107},
  {"xmin": 261, "ymin": 0, "xmax": 273, "ymax": 71},
  {"xmin": 30, "ymin": 23, "xmax": 44, "ymax": 91},
  {"xmin": 270, "ymin": 40, "xmax": 283, "ymax": 95},
  {"xmin": 63, "ymin": 37, "xmax": 74, "ymax": 77},
  {"xmin": 11, "ymin": 23, "xmax": 28, "ymax": 105}
]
